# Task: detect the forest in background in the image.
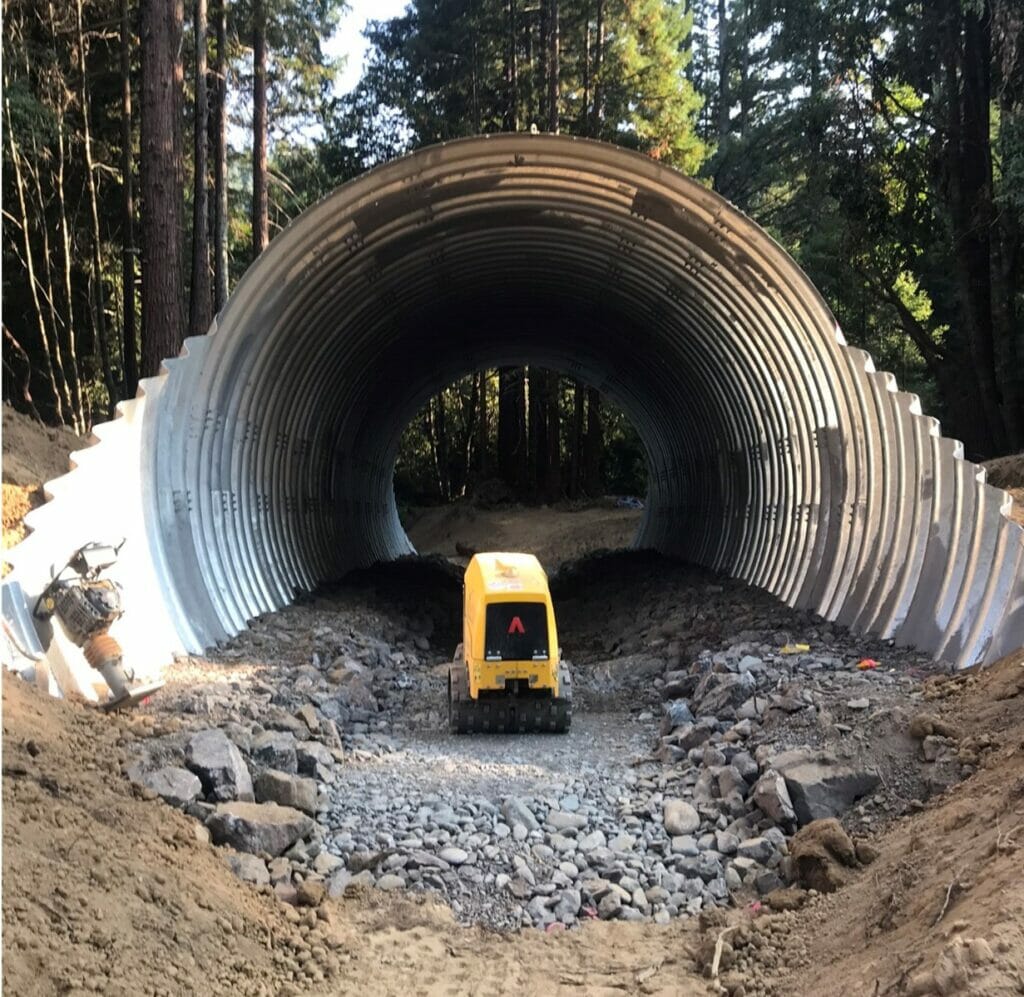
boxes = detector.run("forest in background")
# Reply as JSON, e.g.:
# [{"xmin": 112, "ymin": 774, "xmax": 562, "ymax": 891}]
[{"xmin": 2, "ymin": 0, "xmax": 1022, "ymax": 504}]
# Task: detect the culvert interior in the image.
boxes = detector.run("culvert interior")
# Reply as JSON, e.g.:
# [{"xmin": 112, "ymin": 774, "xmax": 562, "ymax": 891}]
[{"xmin": 8, "ymin": 135, "xmax": 1023, "ymax": 692}]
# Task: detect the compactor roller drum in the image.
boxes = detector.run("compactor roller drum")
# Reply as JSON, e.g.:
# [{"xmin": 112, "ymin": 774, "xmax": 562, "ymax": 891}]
[{"xmin": 448, "ymin": 553, "xmax": 571, "ymax": 734}]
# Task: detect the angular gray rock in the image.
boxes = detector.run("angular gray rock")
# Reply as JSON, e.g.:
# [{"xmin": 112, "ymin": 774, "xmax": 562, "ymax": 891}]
[
  {"xmin": 752, "ymin": 769, "xmax": 796, "ymax": 825},
  {"xmin": 207, "ymin": 801, "xmax": 314, "ymax": 856},
  {"xmin": 694, "ymin": 671, "xmax": 756, "ymax": 715},
  {"xmin": 546, "ymin": 810, "xmax": 588, "ymax": 831},
  {"xmin": 139, "ymin": 766, "xmax": 202, "ymax": 808},
  {"xmin": 660, "ymin": 699, "xmax": 695, "ymax": 734},
  {"xmin": 224, "ymin": 852, "xmax": 270, "ymax": 885},
  {"xmin": 250, "ymin": 731, "xmax": 298, "ymax": 774},
  {"xmin": 772, "ymin": 748, "xmax": 880, "ymax": 825},
  {"xmin": 295, "ymin": 740, "xmax": 334, "ymax": 776},
  {"xmin": 500, "ymin": 796, "xmax": 539, "ymax": 832},
  {"xmin": 254, "ymin": 768, "xmax": 318, "ymax": 815},
  {"xmin": 186, "ymin": 728, "xmax": 254, "ymax": 802}
]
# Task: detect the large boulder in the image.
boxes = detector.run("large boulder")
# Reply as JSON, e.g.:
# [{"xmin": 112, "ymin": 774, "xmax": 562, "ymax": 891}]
[
  {"xmin": 694, "ymin": 671, "xmax": 757, "ymax": 716},
  {"xmin": 207, "ymin": 801, "xmax": 314, "ymax": 856},
  {"xmin": 250, "ymin": 731, "xmax": 298, "ymax": 774},
  {"xmin": 137, "ymin": 766, "xmax": 202, "ymax": 808},
  {"xmin": 772, "ymin": 748, "xmax": 880, "ymax": 825},
  {"xmin": 186, "ymin": 729, "xmax": 254, "ymax": 802},
  {"xmin": 254, "ymin": 769, "xmax": 318, "ymax": 815}
]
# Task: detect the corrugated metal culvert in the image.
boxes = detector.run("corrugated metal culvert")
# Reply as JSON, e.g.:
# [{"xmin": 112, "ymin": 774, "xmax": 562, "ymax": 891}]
[{"xmin": 7, "ymin": 135, "xmax": 1023, "ymax": 694}]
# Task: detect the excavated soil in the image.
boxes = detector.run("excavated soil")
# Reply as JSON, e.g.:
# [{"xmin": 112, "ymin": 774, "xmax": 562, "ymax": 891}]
[
  {"xmin": 983, "ymin": 453, "xmax": 1024, "ymax": 526},
  {"xmin": 2, "ymin": 407, "xmax": 82, "ymax": 572},
  {"xmin": 404, "ymin": 501, "xmax": 643, "ymax": 567}
]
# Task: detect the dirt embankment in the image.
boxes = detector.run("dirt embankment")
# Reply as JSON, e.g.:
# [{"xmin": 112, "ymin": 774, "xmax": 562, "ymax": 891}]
[
  {"xmin": 2, "ymin": 406, "xmax": 83, "ymax": 558},
  {"xmin": 404, "ymin": 501, "xmax": 643, "ymax": 569},
  {"xmin": 984, "ymin": 453, "xmax": 1024, "ymax": 526}
]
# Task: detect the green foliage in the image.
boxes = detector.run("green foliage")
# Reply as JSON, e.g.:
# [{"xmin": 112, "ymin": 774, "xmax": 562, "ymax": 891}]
[{"xmin": 340, "ymin": 0, "xmax": 708, "ymax": 174}]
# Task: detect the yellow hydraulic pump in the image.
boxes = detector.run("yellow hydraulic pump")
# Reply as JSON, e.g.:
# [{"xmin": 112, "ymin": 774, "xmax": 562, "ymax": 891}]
[{"xmin": 448, "ymin": 552, "xmax": 572, "ymax": 734}]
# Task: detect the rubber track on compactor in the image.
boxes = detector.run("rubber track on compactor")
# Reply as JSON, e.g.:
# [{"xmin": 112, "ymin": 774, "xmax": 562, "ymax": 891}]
[{"xmin": 448, "ymin": 665, "xmax": 572, "ymax": 734}]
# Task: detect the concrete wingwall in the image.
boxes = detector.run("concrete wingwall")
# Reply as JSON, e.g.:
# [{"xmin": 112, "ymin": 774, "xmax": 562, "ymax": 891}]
[{"xmin": 6, "ymin": 135, "xmax": 1023, "ymax": 697}]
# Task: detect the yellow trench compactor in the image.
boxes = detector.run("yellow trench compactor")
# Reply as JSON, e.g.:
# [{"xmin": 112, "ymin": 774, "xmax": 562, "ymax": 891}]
[{"xmin": 448, "ymin": 552, "xmax": 572, "ymax": 734}]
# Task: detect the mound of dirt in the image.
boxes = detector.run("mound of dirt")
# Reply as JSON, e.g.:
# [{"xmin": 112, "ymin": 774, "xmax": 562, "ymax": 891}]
[
  {"xmin": 403, "ymin": 501, "xmax": 643, "ymax": 569},
  {"xmin": 2, "ymin": 405, "xmax": 83, "ymax": 488},
  {"xmin": 983, "ymin": 453, "xmax": 1024, "ymax": 526},
  {"xmin": 2, "ymin": 482, "xmax": 42, "ymax": 551}
]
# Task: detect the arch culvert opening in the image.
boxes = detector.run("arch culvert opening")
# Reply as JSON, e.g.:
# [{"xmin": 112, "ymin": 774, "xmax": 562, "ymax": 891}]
[{"xmin": 394, "ymin": 365, "xmax": 648, "ymax": 572}]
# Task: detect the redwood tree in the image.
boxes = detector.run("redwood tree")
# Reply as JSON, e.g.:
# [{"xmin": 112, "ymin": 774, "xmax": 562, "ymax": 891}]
[{"xmin": 140, "ymin": 0, "xmax": 185, "ymax": 376}]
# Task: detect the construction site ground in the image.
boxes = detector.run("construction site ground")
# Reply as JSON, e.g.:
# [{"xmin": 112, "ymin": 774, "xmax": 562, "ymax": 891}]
[{"xmin": 2, "ymin": 405, "xmax": 1024, "ymax": 996}]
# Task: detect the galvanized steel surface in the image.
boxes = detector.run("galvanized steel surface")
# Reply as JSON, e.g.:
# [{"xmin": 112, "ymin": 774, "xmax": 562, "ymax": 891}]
[{"xmin": 7, "ymin": 136, "xmax": 1023, "ymax": 691}]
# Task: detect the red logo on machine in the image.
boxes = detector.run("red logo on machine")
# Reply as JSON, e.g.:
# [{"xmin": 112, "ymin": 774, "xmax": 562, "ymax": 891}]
[{"xmin": 507, "ymin": 616, "xmax": 526, "ymax": 635}]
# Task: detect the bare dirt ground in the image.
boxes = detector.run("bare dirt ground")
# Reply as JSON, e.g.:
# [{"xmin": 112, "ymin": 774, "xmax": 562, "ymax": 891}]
[{"xmin": 404, "ymin": 501, "xmax": 643, "ymax": 567}]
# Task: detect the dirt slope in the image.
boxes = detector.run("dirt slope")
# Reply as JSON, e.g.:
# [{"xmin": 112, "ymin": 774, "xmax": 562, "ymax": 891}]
[
  {"xmin": 1, "ymin": 406, "xmax": 83, "ymax": 488},
  {"xmin": 2, "ymin": 407, "xmax": 83, "ymax": 565},
  {"xmin": 737, "ymin": 650, "xmax": 1024, "ymax": 996},
  {"xmin": 404, "ymin": 501, "xmax": 643, "ymax": 569}
]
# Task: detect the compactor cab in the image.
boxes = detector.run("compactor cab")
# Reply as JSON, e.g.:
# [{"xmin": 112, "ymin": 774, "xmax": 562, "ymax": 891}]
[{"xmin": 448, "ymin": 553, "xmax": 572, "ymax": 733}]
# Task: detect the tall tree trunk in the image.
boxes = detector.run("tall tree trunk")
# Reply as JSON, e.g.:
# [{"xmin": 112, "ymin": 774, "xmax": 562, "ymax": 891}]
[
  {"xmin": 54, "ymin": 105, "xmax": 86, "ymax": 429},
  {"xmin": 582, "ymin": 13, "xmax": 590, "ymax": 134},
  {"xmin": 538, "ymin": 0, "xmax": 548, "ymax": 126},
  {"xmin": 504, "ymin": 0, "xmax": 518, "ymax": 130},
  {"xmin": 252, "ymin": 0, "xmax": 268, "ymax": 258},
  {"xmin": 140, "ymin": 0, "xmax": 185, "ymax": 376},
  {"xmin": 121, "ymin": 0, "xmax": 139, "ymax": 397},
  {"xmin": 545, "ymin": 370, "xmax": 561, "ymax": 501},
  {"xmin": 717, "ymin": 0, "xmax": 729, "ymax": 139},
  {"xmin": 943, "ymin": 1, "xmax": 1005, "ymax": 455},
  {"xmin": 528, "ymin": 367, "xmax": 547, "ymax": 497},
  {"xmin": 212, "ymin": 0, "xmax": 229, "ymax": 310},
  {"xmin": 568, "ymin": 381, "xmax": 585, "ymax": 498},
  {"xmin": 434, "ymin": 393, "xmax": 450, "ymax": 501},
  {"xmin": 498, "ymin": 367, "xmax": 527, "ymax": 491},
  {"xmin": 583, "ymin": 388, "xmax": 602, "ymax": 496},
  {"xmin": 591, "ymin": 0, "xmax": 604, "ymax": 135},
  {"xmin": 76, "ymin": 0, "xmax": 119, "ymax": 414},
  {"xmin": 738, "ymin": 0, "xmax": 750, "ymax": 136},
  {"xmin": 547, "ymin": 0, "xmax": 559, "ymax": 133},
  {"xmin": 476, "ymin": 370, "xmax": 488, "ymax": 476},
  {"xmin": 190, "ymin": 0, "xmax": 213, "ymax": 337}
]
